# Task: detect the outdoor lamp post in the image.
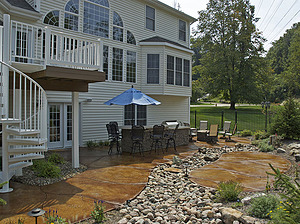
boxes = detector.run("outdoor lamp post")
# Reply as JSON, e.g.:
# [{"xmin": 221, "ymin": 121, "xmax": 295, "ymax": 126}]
[
  {"xmin": 183, "ymin": 161, "xmax": 189, "ymax": 178},
  {"xmin": 261, "ymin": 101, "xmax": 270, "ymax": 132},
  {"xmin": 27, "ymin": 208, "xmax": 45, "ymax": 224}
]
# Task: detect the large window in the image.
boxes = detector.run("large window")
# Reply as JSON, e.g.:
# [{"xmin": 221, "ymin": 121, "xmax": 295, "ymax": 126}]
[
  {"xmin": 179, "ymin": 20, "xmax": 186, "ymax": 41},
  {"xmin": 124, "ymin": 105, "xmax": 147, "ymax": 126},
  {"xmin": 146, "ymin": 6, "xmax": 155, "ymax": 31},
  {"xmin": 167, "ymin": 55, "xmax": 174, "ymax": 85},
  {"xmin": 113, "ymin": 12, "xmax": 123, "ymax": 41},
  {"xmin": 127, "ymin": 31, "xmax": 136, "ymax": 45},
  {"xmin": 176, "ymin": 57, "xmax": 182, "ymax": 86},
  {"xmin": 127, "ymin": 51, "xmax": 136, "ymax": 83},
  {"xmin": 112, "ymin": 48, "xmax": 123, "ymax": 81},
  {"xmin": 44, "ymin": 10, "xmax": 60, "ymax": 27},
  {"xmin": 64, "ymin": 0, "xmax": 79, "ymax": 31},
  {"xmin": 103, "ymin": 45, "xmax": 109, "ymax": 80},
  {"xmin": 183, "ymin": 59, "xmax": 190, "ymax": 87},
  {"xmin": 147, "ymin": 54, "xmax": 159, "ymax": 84},
  {"xmin": 83, "ymin": 0, "xmax": 109, "ymax": 38}
]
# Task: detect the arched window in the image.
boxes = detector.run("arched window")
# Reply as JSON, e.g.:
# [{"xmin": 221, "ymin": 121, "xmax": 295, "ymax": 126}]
[
  {"xmin": 113, "ymin": 12, "xmax": 123, "ymax": 42},
  {"xmin": 64, "ymin": 0, "xmax": 79, "ymax": 31},
  {"xmin": 127, "ymin": 31, "xmax": 136, "ymax": 45},
  {"xmin": 83, "ymin": 0, "xmax": 110, "ymax": 38},
  {"xmin": 44, "ymin": 10, "xmax": 60, "ymax": 27}
]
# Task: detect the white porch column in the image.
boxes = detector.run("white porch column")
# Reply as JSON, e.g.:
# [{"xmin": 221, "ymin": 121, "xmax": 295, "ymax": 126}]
[{"xmin": 72, "ymin": 92, "xmax": 80, "ymax": 168}]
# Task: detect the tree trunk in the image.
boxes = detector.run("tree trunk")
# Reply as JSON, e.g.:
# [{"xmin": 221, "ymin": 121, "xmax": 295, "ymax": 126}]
[{"xmin": 230, "ymin": 101, "xmax": 235, "ymax": 110}]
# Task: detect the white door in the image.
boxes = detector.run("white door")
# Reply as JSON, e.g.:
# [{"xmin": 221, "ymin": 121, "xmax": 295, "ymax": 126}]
[{"xmin": 48, "ymin": 103, "xmax": 74, "ymax": 149}]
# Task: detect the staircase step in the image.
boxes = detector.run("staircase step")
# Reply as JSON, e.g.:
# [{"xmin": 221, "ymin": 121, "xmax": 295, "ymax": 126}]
[
  {"xmin": 8, "ymin": 161, "xmax": 33, "ymax": 172},
  {"xmin": 8, "ymin": 146, "xmax": 47, "ymax": 155},
  {"xmin": 9, "ymin": 154, "xmax": 44, "ymax": 164},
  {"xmin": 7, "ymin": 138, "xmax": 47, "ymax": 145},
  {"xmin": 6, "ymin": 127, "xmax": 41, "ymax": 136},
  {"xmin": 0, "ymin": 118, "xmax": 21, "ymax": 124}
]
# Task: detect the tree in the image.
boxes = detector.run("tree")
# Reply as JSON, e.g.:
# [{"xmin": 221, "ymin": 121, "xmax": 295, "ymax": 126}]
[{"xmin": 194, "ymin": 0, "xmax": 266, "ymax": 109}]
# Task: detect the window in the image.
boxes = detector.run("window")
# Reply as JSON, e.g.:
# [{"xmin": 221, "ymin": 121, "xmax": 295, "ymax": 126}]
[
  {"xmin": 112, "ymin": 48, "xmax": 123, "ymax": 81},
  {"xmin": 167, "ymin": 55, "xmax": 174, "ymax": 85},
  {"xmin": 176, "ymin": 57, "xmax": 182, "ymax": 86},
  {"xmin": 64, "ymin": 0, "xmax": 79, "ymax": 31},
  {"xmin": 113, "ymin": 12, "xmax": 123, "ymax": 42},
  {"xmin": 44, "ymin": 10, "xmax": 60, "ymax": 27},
  {"xmin": 127, "ymin": 51, "xmax": 136, "ymax": 83},
  {"xmin": 179, "ymin": 20, "xmax": 186, "ymax": 41},
  {"xmin": 146, "ymin": 6, "xmax": 155, "ymax": 31},
  {"xmin": 127, "ymin": 31, "xmax": 136, "ymax": 45},
  {"xmin": 124, "ymin": 105, "xmax": 147, "ymax": 125},
  {"xmin": 147, "ymin": 54, "xmax": 159, "ymax": 84},
  {"xmin": 183, "ymin": 59, "xmax": 190, "ymax": 87},
  {"xmin": 103, "ymin": 45, "xmax": 109, "ymax": 80},
  {"xmin": 83, "ymin": 0, "xmax": 109, "ymax": 38}
]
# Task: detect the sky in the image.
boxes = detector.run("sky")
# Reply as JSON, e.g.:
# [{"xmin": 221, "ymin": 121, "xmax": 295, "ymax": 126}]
[{"xmin": 159, "ymin": 0, "xmax": 300, "ymax": 51}]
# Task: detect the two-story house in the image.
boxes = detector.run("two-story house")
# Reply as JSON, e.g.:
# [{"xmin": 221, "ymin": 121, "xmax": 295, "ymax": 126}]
[{"xmin": 0, "ymin": 0, "xmax": 195, "ymax": 192}]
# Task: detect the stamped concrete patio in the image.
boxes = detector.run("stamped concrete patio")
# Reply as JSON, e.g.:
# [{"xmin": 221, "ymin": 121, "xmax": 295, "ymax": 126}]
[{"xmin": 0, "ymin": 136, "xmax": 291, "ymax": 223}]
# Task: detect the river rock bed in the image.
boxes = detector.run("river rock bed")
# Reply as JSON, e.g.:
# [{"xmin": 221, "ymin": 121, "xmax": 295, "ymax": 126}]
[{"xmin": 115, "ymin": 144, "xmax": 268, "ymax": 224}]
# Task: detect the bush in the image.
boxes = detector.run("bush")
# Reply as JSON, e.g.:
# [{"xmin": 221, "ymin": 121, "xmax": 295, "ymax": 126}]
[
  {"xmin": 31, "ymin": 160, "xmax": 61, "ymax": 178},
  {"xmin": 48, "ymin": 153, "xmax": 65, "ymax": 164},
  {"xmin": 44, "ymin": 209, "xmax": 67, "ymax": 224},
  {"xmin": 240, "ymin": 129, "xmax": 252, "ymax": 137},
  {"xmin": 249, "ymin": 194, "xmax": 280, "ymax": 219},
  {"xmin": 0, "ymin": 182, "xmax": 7, "ymax": 205},
  {"xmin": 216, "ymin": 180, "xmax": 243, "ymax": 202},
  {"xmin": 253, "ymin": 130, "xmax": 270, "ymax": 140},
  {"xmin": 267, "ymin": 164, "xmax": 300, "ymax": 223},
  {"xmin": 86, "ymin": 140, "xmax": 98, "ymax": 148},
  {"xmin": 270, "ymin": 98, "xmax": 300, "ymax": 139},
  {"xmin": 91, "ymin": 200, "xmax": 106, "ymax": 223},
  {"xmin": 257, "ymin": 138, "xmax": 274, "ymax": 152}
]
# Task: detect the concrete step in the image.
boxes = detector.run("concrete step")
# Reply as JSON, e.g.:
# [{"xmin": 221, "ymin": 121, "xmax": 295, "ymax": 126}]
[
  {"xmin": 8, "ymin": 146, "xmax": 47, "ymax": 155},
  {"xmin": 8, "ymin": 154, "xmax": 44, "ymax": 164},
  {"xmin": 7, "ymin": 138, "xmax": 47, "ymax": 145},
  {"xmin": 6, "ymin": 127, "xmax": 41, "ymax": 136}
]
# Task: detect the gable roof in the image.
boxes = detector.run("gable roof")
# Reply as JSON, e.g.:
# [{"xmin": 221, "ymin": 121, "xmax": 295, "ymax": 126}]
[
  {"xmin": 140, "ymin": 36, "xmax": 190, "ymax": 50},
  {"xmin": 5, "ymin": 0, "xmax": 36, "ymax": 12}
]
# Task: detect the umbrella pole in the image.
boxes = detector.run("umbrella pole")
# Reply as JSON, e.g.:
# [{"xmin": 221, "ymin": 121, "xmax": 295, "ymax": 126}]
[{"xmin": 132, "ymin": 104, "xmax": 134, "ymax": 126}]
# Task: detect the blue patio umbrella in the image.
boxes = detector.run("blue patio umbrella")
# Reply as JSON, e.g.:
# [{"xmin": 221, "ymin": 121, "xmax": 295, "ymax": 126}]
[{"xmin": 104, "ymin": 86, "xmax": 161, "ymax": 125}]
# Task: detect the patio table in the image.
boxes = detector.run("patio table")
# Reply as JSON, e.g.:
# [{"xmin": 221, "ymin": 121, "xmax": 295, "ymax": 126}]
[{"xmin": 120, "ymin": 125, "xmax": 190, "ymax": 152}]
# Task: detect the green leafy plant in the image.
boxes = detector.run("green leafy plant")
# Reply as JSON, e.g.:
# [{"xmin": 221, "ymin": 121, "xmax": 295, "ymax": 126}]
[
  {"xmin": 216, "ymin": 180, "xmax": 243, "ymax": 202},
  {"xmin": 104, "ymin": 141, "xmax": 110, "ymax": 146},
  {"xmin": 91, "ymin": 200, "xmax": 106, "ymax": 223},
  {"xmin": 0, "ymin": 181, "xmax": 7, "ymax": 205},
  {"xmin": 44, "ymin": 209, "xmax": 67, "ymax": 224},
  {"xmin": 267, "ymin": 164, "xmax": 300, "ymax": 223},
  {"xmin": 5, "ymin": 218, "xmax": 25, "ymax": 224},
  {"xmin": 240, "ymin": 129, "xmax": 252, "ymax": 137},
  {"xmin": 98, "ymin": 141, "xmax": 104, "ymax": 147},
  {"xmin": 48, "ymin": 153, "xmax": 65, "ymax": 164},
  {"xmin": 253, "ymin": 130, "xmax": 270, "ymax": 140},
  {"xmin": 248, "ymin": 194, "xmax": 280, "ymax": 219},
  {"xmin": 257, "ymin": 138, "xmax": 274, "ymax": 152},
  {"xmin": 86, "ymin": 140, "xmax": 97, "ymax": 148},
  {"xmin": 31, "ymin": 160, "xmax": 61, "ymax": 178}
]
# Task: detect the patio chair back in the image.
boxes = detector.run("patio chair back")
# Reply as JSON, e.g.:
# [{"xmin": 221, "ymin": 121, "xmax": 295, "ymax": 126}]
[
  {"xmin": 223, "ymin": 121, "xmax": 231, "ymax": 132},
  {"xmin": 199, "ymin": 120, "xmax": 208, "ymax": 131},
  {"xmin": 109, "ymin": 121, "xmax": 120, "ymax": 138},
  {"xmin": 208, "ymin": 124, "xmax": 219, "ymax": 137},
  {"xmin": 131, "ymin": 125, "xmax": 145, "ymax": 141},
  {"xmin": 152, "ymin": 124, "xmax": 164, "ymax": 139}
]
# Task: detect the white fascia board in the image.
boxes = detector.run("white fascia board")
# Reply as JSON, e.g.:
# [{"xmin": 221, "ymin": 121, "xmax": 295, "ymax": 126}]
[
  {"xmin": 0, "ymin": 1, "xmax": 41, "ymax": 21},
  {"xmin": 139, "ymin": 42, "xmax": 194, "ymax": 54}
]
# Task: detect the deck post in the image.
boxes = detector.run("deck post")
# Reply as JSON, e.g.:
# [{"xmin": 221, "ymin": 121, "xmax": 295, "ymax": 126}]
[{"xmin": 72, "ymin": 92, "xmax": 80, "ymax": 168}]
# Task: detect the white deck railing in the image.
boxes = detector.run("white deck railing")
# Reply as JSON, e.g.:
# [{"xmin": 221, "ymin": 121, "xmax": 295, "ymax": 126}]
[{"xmin": 7, "ymin": 15, "xmax": 103, "ymax": 71}]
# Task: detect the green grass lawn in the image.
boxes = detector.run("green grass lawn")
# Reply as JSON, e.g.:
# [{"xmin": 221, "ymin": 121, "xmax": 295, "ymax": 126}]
[{"xmin": 190, "ymin": 106, "xmax": 267, "ymax": 131}]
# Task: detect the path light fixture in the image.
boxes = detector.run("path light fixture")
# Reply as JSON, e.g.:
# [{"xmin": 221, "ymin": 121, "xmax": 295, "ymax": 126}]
[
  {"xmin": 27, "ymin": 208, "xmax": 45, "ymax": 224},
  {"xmin": 183, "ymin": 161, "xmax": 189, "ymax": 178}
]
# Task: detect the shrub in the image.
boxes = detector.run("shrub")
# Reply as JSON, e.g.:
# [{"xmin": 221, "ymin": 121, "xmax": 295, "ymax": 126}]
[
  {"xmin": 216, "ymin": 180, "xmax": 243, "ymax": 202},
  {"xmin": 257, "ymin": 138, "xmax": 274, "ymax": 152},
  {"xmin": 91, "ymin": 200, "xmax": 106, "ymax": 223},
  {"xmin": 98, "ymin": 141, "xmax": 104, "ymax": 147},
  {"xmin": 267, "ymin": 164, "xmax": 300, "ymax": 223},
  {"xmin": 86, "ymin": 140, "xmax": 97, "ymax": 148},
  {"xmin": 248, "ymin": 194, "xmax": 280, "ymax": 219},
  {"xmin": 240, "ymin": 129, "xmax": 252, "ymax": 137},
  {"xmin": 31, "ymin": 160, "xmax": 61, "ymax": 178},
  {"xmin": 44, "ymin": 209, "xmax": 67, "ymax": 224},
  {"xmin": 270, "ymin": 97, "xmax": 300, "ymax": 139},
  {"xmin": 104, "ymin": 141, "xmax": 110, "ymax": 146},
  {"xmin": 253, "ymin": 130, "xmax": 270, "ymax": 140},
  {"xmin": 48, "ymin": 153, "xmax": 65, "ymax": 164},
  {"xmin": 0, "ymin": 182, "xmax": 7, "ymax": 205}
]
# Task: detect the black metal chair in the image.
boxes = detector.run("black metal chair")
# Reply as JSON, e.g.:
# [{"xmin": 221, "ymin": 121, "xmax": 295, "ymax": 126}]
[
  {"xmin": 131, "ymin": 125, "xmax": 145, "ymax": 155},
  {"xmin": 106, "ymin": 122, "xmax": 121, "ymax": 155},
  {"xmin": 165, "ymin": 123, "xmax": 179, "ymax": 152},
  {"xmin": 150, "ymin": 124, "xmax": 165, "ymax": 154}
]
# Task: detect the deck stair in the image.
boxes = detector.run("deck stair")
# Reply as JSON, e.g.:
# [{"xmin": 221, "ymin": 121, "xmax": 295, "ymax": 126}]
[{"xmin": 0, "ymin": 59, "xmax": 47, "ymax": 193}]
